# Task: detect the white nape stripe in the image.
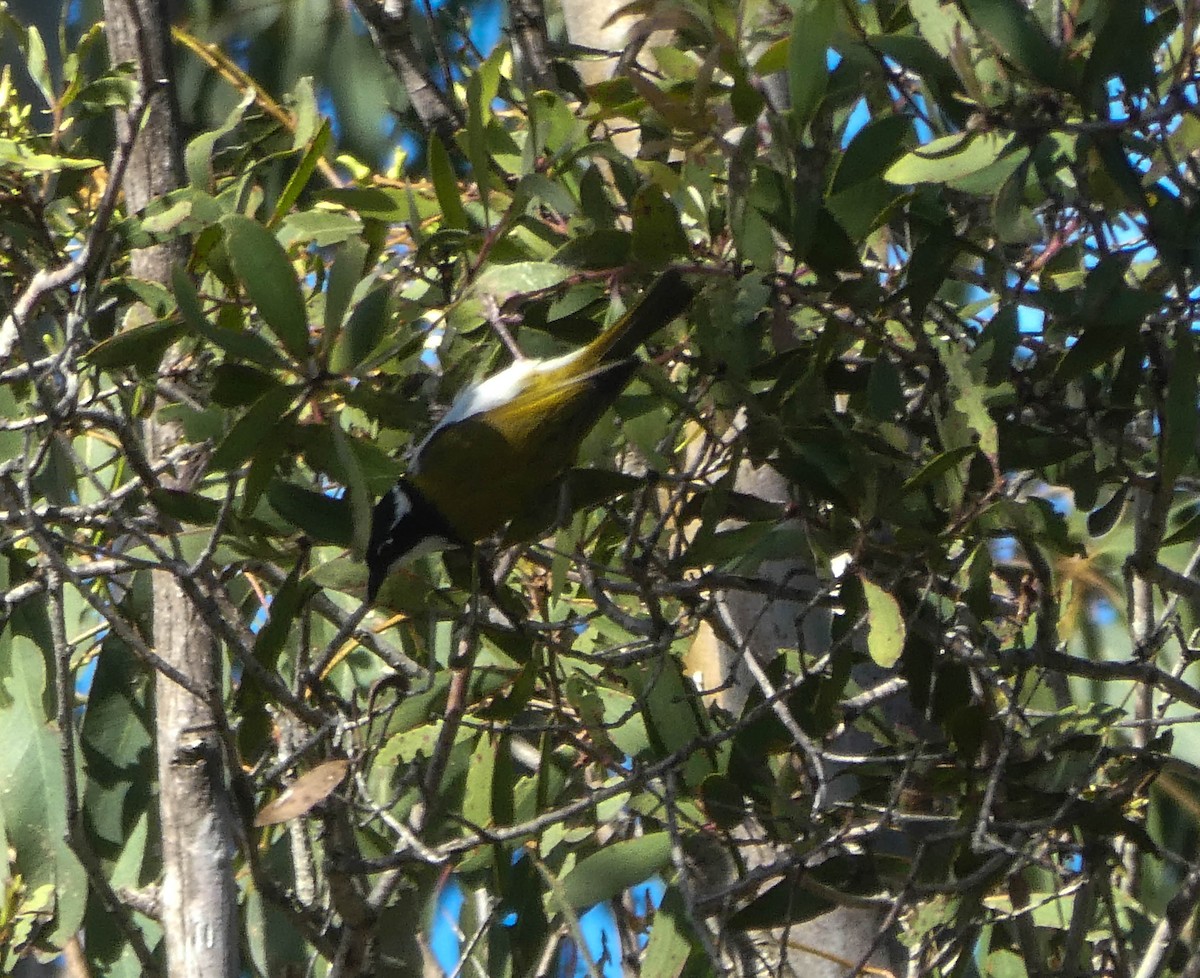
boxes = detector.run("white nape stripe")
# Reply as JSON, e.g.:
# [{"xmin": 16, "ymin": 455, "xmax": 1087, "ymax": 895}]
[{"xmin": 389, "ymin": 483, "xmax": 413, "ymax": 521}]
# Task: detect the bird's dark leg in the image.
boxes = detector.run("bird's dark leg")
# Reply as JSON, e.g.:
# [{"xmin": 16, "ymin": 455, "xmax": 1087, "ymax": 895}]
[{"xmin": 450, "ymin": 547, "xmax": 489, "ymax": 666}]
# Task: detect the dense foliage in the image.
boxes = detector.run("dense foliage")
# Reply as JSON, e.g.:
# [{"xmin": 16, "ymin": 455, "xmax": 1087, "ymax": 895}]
[{"xmin": 1, "ymin": 0, "xmax": 1199, "ymax": 975}]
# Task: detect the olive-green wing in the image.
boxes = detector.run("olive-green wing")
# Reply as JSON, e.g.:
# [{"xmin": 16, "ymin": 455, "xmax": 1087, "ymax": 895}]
[{"xmin": 409, "ymin": 359, "xmax": 637, "ymax": 542}]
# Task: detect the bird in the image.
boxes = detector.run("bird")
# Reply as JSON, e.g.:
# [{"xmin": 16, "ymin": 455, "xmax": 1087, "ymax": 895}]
[{"xmin": 366, "ymin": 268, "xmax": 696, "ymax": 602}]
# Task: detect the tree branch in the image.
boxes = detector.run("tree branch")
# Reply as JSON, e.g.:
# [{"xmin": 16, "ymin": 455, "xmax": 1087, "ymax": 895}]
[{"xmin": 347, "ymin": 0, "xmax": 463, "ymax": 143}]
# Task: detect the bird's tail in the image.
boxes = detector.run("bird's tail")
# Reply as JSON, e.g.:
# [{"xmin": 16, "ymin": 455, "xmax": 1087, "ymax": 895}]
[{"xmin": 587, "ymin": 268, "xmax": 696, "ymax": 365}]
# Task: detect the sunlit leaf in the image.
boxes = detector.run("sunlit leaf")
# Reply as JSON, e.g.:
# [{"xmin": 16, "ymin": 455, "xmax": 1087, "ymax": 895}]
[
  {"xmin": 860, "ymin": 576, "xmax": 905, "ymax": 668},
  {"xmin": 559, "ymin": 835, "xmax": 673, "ymax": 910}
]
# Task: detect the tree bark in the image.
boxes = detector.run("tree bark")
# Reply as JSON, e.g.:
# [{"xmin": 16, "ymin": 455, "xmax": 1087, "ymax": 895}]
[
  {"xmin": 508, "ymin": 0, "xmax": 555, "ymax": 92},
  {"xmin": 700, "ymin": 464, "xmax": 906, "ymax": 978},
  {"xmin": 101, "ymin": 2, "xmax": 239, "ymax": 975},
  {"xmin": 559, "ymin": 0, "xmax": 667, "ymax": 157},
  {"xmin": 348, "ymin": 0, "xmax": 462, "ymax": 144}
]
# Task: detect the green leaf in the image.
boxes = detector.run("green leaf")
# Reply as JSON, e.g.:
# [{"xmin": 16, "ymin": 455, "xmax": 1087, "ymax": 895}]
[
  {"xmin": 631, "ymin": 186, "xmax": 690, "ymax": 267},
  {"xmin": 866, "ymin": 355, "xmax": 905, "ymax": 419},
  {"xmin": 735, "ymin": 204, "xmax": 775, "ymax": 270},
  {"xmin": 330, "ymin": 419, "xmax": 373, "ymax": 557},
  {"xmin": 323, "ymin": 237, "xmax": 370, "ymax": 338},
  {"xmin": 0, "ymin": 137, "xmax": 102, "ymax": 174},
  {"xmin": 1084, "ymin": 1, "xmax": 1153, "ymax": 104},
  {"xmin": 252, "ymin": 562, "xmax": 315, "ymax": 676},
  {"xmin": 73, "ymin": 73, "xmax": 137, "ymax": 112},
  {"xmin": 860, "ymin": 576, "xmax": 905, "ymax": 667},
  {"xmin": 278, "ymin": 210, "xmax": 361, "ymax": 248},
  {"xmin": 289, "ymin": 76, "xmax": 322, "ymax": 148},
  {"xmin": 82, "ymin": 811, "xmax": 158, "ymax": 975},
  {"xmin": 901, "ymin": 446, "xmax": 977, "ymax": 494},
  {"xmin": 0, "ymin": 636, "xmax": 87, "ymax": 949},
  {"xmin": 552, "ymin": 229, "xmax": 633, "ymax": 269},
  {"xmin": 983, "ymin": 949, "xmax": 1030, "ymax": 978},
  {"xmin": 938, "ymin": 337, "xmax": 998, "ymax": 457},
  {"xmin": 470, "ymin": 262, "xmax": 571, "ymax": 303},
  {"xmin": 885, "ymin": 132, "xmax": 1018, "ymax": 186},
  {"xmin": 244, "ymin": 861, "xmax": 314, "ymax": 978},
  {"xmin": 518, "ymin": 172, "xmax": 577, "ymax": 217},
  {"xmin": 429, "ymin": 134, "xmax": 469, "ymax": 231},
  {"xmin": 960, "ymin": 0, "xmax": 1069, "ymax": 91},
  {"xmin": 641, "ymin": 888, "xmax": 692, "ymax": 978},
  {"xmin": 578, "ymin": 164, "xmax": 616, "ymax": 227},
  {"xmin": 1162, "ymin": 324, "xmax": 1197, "ymax": 486},
  {"xmin": 880, "ymin": 6, "xmax": 973, "ymax": 83},
  {"xmin": 462, "ymin": 733, "xmax": 497, "ymax": 829},
  {"xmin": 1163, "ymin": 503, "xmax": 1200, "ymax": 548},
  {"xmin": 21, "ymin": 25, "xmax": 54, "ymax": 108},
  {"xmin": 466, "ymin": 51, "xmax": 502, "ymax": 219},
  {"xmin": 1087, "ymin": 486, "xmax": 1128, "ymax": 539},
  {"xmin": 993, "ymin": 163, "xmax": 1040, "ymax": 243},
  {"xmin": 271, "ymin": 117, "xmax": 333, "ymax": 227},
  {"xmin": 904, "ymin": 214, "xmax": 956, "ymax": 318},
  {"xmin": 318, "ymin": 187, "xmax": 412, "ymax": 222},
  {"xmin": 832, "ymin": 115, "xmax": 912, "ymax": 193},
  {"xmin": 185, "ymin": 88, "xmax": 255, "ymax": 190},
  {"xmin": 559, "ymin": 834, "xmax": 673, "ymax": 910},
  {"xmin": 625, "ymin": 656, "xmax": 713, "ymax": 784},
  {"xmin": 122, "ymin": 187, "xmax": 225, "ymax": 248},
  {"xmin": 211, "ymin": 363, "xmax": 281, "ymax": 407},
  {"xmin": 85, "ymin": 318, "xmax": 182, "ymax": 372},
  {"xmin": 1055, "ymin": 320, "xmax": 1142, "ymax": 381},
  {"xmin": 787, "ymin": 0, "xmax": 836, "ymax": 131},
  {"xmin": 150, "ymin": 489, "xmax": 222, "ymax": 525},
  {"xmin": 267, "ymin": 480, "xmax": 354, "ymax": 546},
  {"xmin": 243, "ymin": 435, "xmax": 289, "ymax": 517},
  {"xmin": 753, "ymin": 37, "xmax": 789, "ymax": 75},
  {"xmin": 174, "ymin": 266, "xmax": 288, "ymax": 369},
  {"xmin": 330, "ymin": 285, "xmax": 392, "ymax": 373},
  {"xmin": 699, "ymin": 774, "xmax": 747, "ymax": 830},
  {"xmin": 80, "ymin": 638, "xmax": 153, "ymax": 854},
  {"xmin": 210, "ymin": 385, "xmax": 300, "ymax": 471},
  {"xmin": 222, "ymin": 214, "xmax": 311, "ymax": 361}
]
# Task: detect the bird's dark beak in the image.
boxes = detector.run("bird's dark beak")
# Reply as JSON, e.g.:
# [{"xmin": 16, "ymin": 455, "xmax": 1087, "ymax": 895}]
[{"xmin": 366, "ymin": 559, "xmax": 386, "ymax": 604}]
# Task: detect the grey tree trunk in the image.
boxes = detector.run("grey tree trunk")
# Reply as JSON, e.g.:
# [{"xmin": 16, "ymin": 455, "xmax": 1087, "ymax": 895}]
[
  {"xmin": 101, "ymin": 2, "xmax": 239, "ymax": 974},
  {"xmin": 559, "ymin": 0, "xmax": 668, "ymax": 157},
  {"xmin": 707, "ymin": 466, "xmax": 905, "ymax": 978}
]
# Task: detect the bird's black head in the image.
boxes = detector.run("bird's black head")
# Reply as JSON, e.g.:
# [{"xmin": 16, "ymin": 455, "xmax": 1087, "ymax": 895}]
[{"xmin": 366, "ymin": 480, "xmax": 460, "ymax": 602}]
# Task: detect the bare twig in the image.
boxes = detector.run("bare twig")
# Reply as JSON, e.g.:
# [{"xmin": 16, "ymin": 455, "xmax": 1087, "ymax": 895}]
[
  {"xmin": 1, "ymin": 474, "xmax": 214, "ymax": 704},
  {"xmin": 1130, "ymin": 858, "xmax": 1200, "ymax": 978}
]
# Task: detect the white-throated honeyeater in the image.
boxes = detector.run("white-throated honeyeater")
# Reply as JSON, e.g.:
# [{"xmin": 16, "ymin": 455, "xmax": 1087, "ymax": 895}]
[{"xmin": 366, "ymin": 269, "xmax": 695, "ymax": 602}]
